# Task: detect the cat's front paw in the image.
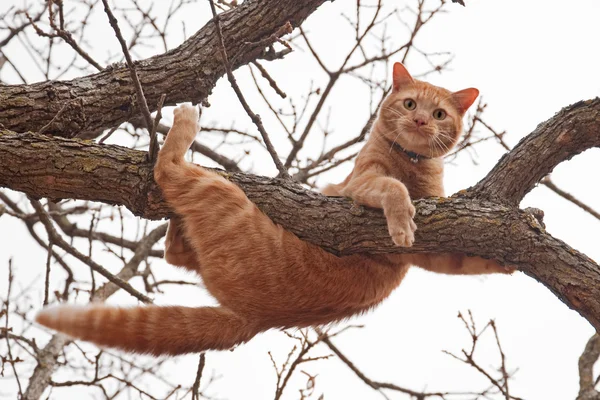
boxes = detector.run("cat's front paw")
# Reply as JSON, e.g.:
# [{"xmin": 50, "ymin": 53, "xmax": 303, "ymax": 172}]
[{"xmin": 387, "ymin": 201, "xmax": 417, "ymax": 247}]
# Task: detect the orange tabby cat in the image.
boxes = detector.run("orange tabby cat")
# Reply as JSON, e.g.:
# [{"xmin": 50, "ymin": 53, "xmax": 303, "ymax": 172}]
[{"xmin": 36, "ymin": 63, "xmax": 513, "ymax": 355}]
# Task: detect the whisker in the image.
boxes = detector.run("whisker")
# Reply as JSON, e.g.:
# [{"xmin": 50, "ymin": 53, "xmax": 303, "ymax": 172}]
[
  {"xmin": 381, "ymin": 106, "xmax": 405, "ymax": 118},
  {"xmin": 368, "ymin": 123, "xmax": 406, "ymax": 153},
  {"xmin": 430, "ymin": 135, "xmax": 439, "ymax": 157},
  {"xmin": 389, "ymin": 128, "xmax": 404, "ymax": 154},
  {"xmin": 383, "ymin": 117, "xmax": 407, "ymax": 123},
  {"xmin": 439, "ymin": 134, "xmax": 454, "ymax": 152},
  {"xmin": 436, "ymin": 132, "xmax": 454, "ymax": 147},
  {"xmin": 437, "ymin": 132, "xmax": 454, "ymax": 140},
  {"xmin": 433, "ymin": 134, "xmax": 450, "ymax": 155}
]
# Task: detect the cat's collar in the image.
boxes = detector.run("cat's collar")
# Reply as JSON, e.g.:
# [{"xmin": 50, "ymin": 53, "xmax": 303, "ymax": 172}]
[{"xmin": 387, "ymin": 140, "xmax": 431, "ymax": 164}]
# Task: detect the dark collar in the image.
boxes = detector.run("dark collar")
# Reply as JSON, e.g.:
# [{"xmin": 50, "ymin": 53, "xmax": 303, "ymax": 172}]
[{"xmin": 386, "ymin": 139, "xmax": 431, "ymax": 163}]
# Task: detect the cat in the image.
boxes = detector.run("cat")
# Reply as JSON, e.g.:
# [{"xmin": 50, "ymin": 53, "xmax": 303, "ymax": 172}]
[{"xmin": 36, "ymin": 62, "xmax": 513, "ymax": 355}]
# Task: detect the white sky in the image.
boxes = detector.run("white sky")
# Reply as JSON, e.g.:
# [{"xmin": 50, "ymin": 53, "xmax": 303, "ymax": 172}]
[{"xmin": 1, "ymin": 0, "xmax": 600, "ymax": 399}]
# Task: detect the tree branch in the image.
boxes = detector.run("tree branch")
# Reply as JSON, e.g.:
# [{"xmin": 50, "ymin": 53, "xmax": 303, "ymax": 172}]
[
  {"xmin": 23, "ymin": 335, "xmax": 68, "ymax": 400},
  {"xmin": 577, "ymin": 334, "xmax": 600, "ymax": 400},
  {"xmin": 208, "ymin": 0, "xmax": 290, "ymax": 178},
  {"xmin": 2, "ymin": 99, "xmax": 600, "ymax": 332},
  {"xmin": 467, "ymin": 98, "xmax": 600, "ymax": 205},
  {"xmin": 0, "ymin": 0, "xmax": 329, "ymax": 138}
]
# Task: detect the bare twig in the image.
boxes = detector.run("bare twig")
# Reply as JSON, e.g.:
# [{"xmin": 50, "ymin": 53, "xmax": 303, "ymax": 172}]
[
  {"xmin": 3, "ymin": 259, "xmax": 24, "ymax": 398},
  {"xmin": 542, "ymin": 177, "xmax": 600, "ymax": 221},
  {"xmin": 37, "ymin": 101, "xmax": 72, "ymax": 135},
  {"xmin": 191, "ymin": 353, "xmax": 206, "ymax": 400},
  {"xmin": 101, "ymin": 0, "xmax": 158, "ymax": 162},
  {"xmin": 443, "ymin": 312, "xmax": 523, "ymax": 400},
  {"xmin": 28, "ymin": 198, "xmax": 152, "ymax": 304},
  {"xmin": 319, "ymin": 329, "xmax": 476, "ymax": 399},
  {"xmin": 208, "ymin": 0, "xmax": 290, "ymax": 178},
  {"xmin": 251, "ymin": 60, "xmax": 287, "ymax": 99},
  {"xmin": 26, "ymin": 2, "xmax": 103, "ymax": 71}
]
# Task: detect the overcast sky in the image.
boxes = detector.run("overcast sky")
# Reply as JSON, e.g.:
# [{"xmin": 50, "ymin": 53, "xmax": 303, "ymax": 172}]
[{"xmin": 1, "ymin": 0, "xmax": 600, "ymax": 399}]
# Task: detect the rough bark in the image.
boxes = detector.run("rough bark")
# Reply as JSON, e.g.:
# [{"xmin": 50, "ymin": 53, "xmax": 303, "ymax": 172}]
[
  {"xmin": 1, "ymin": 96, "xmax": 600, "ymax": 330},
  {"xmin": 0, "ymin": 0, "xmax": 329, "ymax": 139}
]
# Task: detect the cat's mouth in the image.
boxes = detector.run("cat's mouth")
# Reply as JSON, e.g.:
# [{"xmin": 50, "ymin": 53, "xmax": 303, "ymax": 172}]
[
  {"xmin": 394, "ymin": 127, "xmax": 452, "ymax": 158},
  {"xmin": 413, "ymin": 125, "xmax": 436, "ymax": 136}
]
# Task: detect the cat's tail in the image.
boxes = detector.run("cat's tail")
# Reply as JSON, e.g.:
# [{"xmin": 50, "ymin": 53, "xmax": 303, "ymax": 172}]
[{"xmin": 35, "ymin": 304, "xmax": 258, "ymax": 355}]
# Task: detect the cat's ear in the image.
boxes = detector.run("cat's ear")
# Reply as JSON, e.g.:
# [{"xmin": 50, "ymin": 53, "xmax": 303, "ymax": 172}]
[
  {"xmin": 392, "ymin": 62, "xmax": 414, "ymax": 91},
  {"xmin": 452, "ymin": 88, "xmax": 480, "ymax": 113}
]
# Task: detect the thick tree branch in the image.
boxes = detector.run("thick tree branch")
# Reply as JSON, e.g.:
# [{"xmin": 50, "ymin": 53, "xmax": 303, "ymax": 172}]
[
  {"xmin": 2, "ymin": 97, "xmax": 600, "ymax": 331},
  {"xmin": 467, "ymin": 98, "xmax": 600, "ymax": 205},
  {"xmin": 0, "ymin": 0, "xmax": 329, "ymax": 138}
]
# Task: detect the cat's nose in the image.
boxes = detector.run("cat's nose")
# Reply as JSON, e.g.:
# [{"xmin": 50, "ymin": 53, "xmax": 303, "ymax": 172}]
[{"xmin": 414, "ymin": 118, "xmax": 427, "ymax": 127}]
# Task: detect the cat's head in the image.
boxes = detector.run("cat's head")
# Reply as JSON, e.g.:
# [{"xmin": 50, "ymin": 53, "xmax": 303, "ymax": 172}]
[{"xmin": 378, "ymin": 62, "xmax": 479, "ymax": 158}]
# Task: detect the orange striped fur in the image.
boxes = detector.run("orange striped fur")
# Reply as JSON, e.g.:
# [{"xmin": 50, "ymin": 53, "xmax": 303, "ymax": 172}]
[{"xmin": 36, "ymin": 63, "xmax": 513, "ymax": 356}]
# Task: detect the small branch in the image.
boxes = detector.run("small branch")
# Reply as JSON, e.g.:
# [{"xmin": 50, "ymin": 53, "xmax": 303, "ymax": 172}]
[
  {"xmin": 150, "ymin": 94, "xmax": 167, "ymax": 154},
  {"xmin": 0, "ymin": 8, "xmax": 45, "ymax": 49},
  {"xmin": 444, "ymin": 312, "xmax": 522, "ymax": 400},
  {"xmin": 467, "ymin": 98, "xmax": 600, "ymax": 205},
  {"xmin": 92, "ymin": 223, "xmax": 167, "ymax": 302},
  {"xmin": 251, "ymin": 60, "xmax": 287, "ymax": 99},
  {"xmin": 320, "ymin": 333, "xmax": 467, "ymax": 398},
  {"xmin": 0, "ymin": 192, "xmax": 75, "ymax": 299},
  {"xmin": 23, "ymin": 335, "xmax": 69, "ymax": 400},
  {"xmin": 3, "ymin": 259, "xmax": 24, "ymax": 398},
  {"xmin": 542, "ymin": 177, "xmax": 600, "ymax": 221},
  {"xmin": 577, "ymin": 334, "xmax": 600, "ymax": 399},
  {"xmin": 46, "ymin": 202, "xmax": 163, "ymax": 259},
  {"xmin": 26, "ymin": 5, "xmax": 103, "ymax": 71},
  {"xmin": 29, "ymin": 198, "xmax": 152, "ymax": 304},
  {"xmin": 208, "ymin": 0, "xmax": 290, "ymax": 178},
  {"xmin": 37, "ymin": 101, "xmax": 71, "ymax": 135},
  {"xmin": 101, "ymin": 0, "xmax": 157, "ymax": 162},
  {"xmin": 191, "ymin": 354, "xmax": 206, "ymax": 400},
  {"xmin": 271, "ymin": 329, "xmax": 330, "ymax": 400}
]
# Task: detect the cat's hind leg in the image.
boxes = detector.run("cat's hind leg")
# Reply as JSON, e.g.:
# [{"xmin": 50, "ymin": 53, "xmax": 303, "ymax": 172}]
[
  {"xmin": 154, "ymin": 103, "xmax": 201, "ymax": 181},
  {"xmin": 154, "ymin": 104, "xmax": 256, "ymax": 268},
  {"xmin": 154, "ymin": 104, "xmax": 208, "ymax": 271},
  {"xmin": 164, "ymin": 215, "xmax": 201, "ymax": 274},
  {"xmin": 154, "ymin": 104, "xmax": 246, "ymax": 215}
]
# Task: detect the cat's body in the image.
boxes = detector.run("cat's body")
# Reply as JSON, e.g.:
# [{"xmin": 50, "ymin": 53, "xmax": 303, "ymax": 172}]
[{"xmin": 36, "ymin": 63, "xmax": 512, "ymax": 355}]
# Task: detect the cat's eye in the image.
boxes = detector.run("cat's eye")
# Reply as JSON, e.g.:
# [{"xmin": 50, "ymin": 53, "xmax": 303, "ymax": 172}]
[
  {"xmin": 433, "ymin": 109, "xmax": 446, "ymax": 120},
  {"xmin": 403, "ymin": 99, "xmax": 417, "ymax": 110}
]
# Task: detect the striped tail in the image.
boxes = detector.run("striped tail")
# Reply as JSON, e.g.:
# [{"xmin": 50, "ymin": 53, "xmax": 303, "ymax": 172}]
[{"xmin": 35, "ymin": 304, "xmax": 258, "ymax": 355}]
